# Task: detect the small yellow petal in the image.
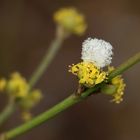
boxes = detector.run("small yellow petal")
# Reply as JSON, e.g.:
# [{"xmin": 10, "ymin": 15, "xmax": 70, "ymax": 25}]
[{"xmin": 95, "ymin": 72, "xmax": 106, "ymax": 84}]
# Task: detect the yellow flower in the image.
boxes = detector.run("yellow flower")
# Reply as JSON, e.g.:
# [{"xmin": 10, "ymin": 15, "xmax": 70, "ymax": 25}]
[
  {"xmin": 0, "ymin": 78, "xmax": 7, "ymax": 91},
  {"xmin": 69, "ymin": 62, "xmax": 107, "ymax": 87},
  {"xmin": 111, "ymin": 76, "xmax": 126, "ymax": 103},
  {"xmin": 19, "ymin": 89, "xmax": 42, "ymax": 110},
  {"xmin": 0, "ymin": 72, "xmax": 43, "ymax": 120},
  {"xmin": 54, "ymin": 8, "xmax": 87, "ymax": 35},
  {"xmin": 21, "ymin": 111, "xmax": 32, "ymax": 122},
  {"xmin": 108, "ymin": 66, "xmax": 126, "ymax": 103},
  {"xmin": 7, "ymin": 72, "xmax": 29, "ymax": 98},
  {"xmin": 29, "ymin": 89, "xmax": 42, "ymax": 103}
]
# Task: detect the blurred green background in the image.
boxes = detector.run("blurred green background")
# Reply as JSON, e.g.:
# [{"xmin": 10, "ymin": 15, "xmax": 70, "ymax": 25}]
[{"xmin": 0, "ymin": 0, "xmax": 140, "ymax": 140}]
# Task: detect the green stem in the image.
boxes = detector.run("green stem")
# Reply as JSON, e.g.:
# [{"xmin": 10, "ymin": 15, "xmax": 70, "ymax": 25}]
[
  {"xmin": 29, "ymin": 26, "xmax": 66, "ymax": 89},
  {"xmin": 0, "ymin": 0, "xmax": 24, "ymax": 126},
  {"xmin": 0, "ymin": 98, "xmax": 15, "ymax": 126},
  {"xmin": 108, "ymin": 52, "xmax": 140, "ymax": 80},
  {"xmin": 5, "ymin": 95, "xmax": 83, "ymax": 139},
  {"xmin": 4, "ymin": 52, "xmax": 140, "ymax": 139}
]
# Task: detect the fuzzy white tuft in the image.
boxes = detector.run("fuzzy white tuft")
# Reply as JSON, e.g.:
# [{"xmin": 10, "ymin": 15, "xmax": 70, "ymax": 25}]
[{"xmin": 81, "ymin": 38, "xmax": 113, "ymax": 68}]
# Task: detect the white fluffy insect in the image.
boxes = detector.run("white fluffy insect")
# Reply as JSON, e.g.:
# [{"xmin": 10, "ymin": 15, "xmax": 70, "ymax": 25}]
[{"xmin": 81, "ymin": 38, "xmax": 113, "ymax": 68}]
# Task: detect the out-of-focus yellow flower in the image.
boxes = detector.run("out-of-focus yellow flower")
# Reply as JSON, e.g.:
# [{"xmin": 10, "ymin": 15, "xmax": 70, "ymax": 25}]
[
  {"xmin": 19, "ymin": 89, "xmax": 42, "ymax": 110},
  {"xmin": 69, "ymin": 62, "xmax": 107, "ymax": 87},
  {"xmin": 54, "ymin": 8, "xmax": 87, "ymax": 35},
  {"xmin": 29, "ymin": 90, "xmax": 43, "ymax": 103},
  {"xmin": 108, "ymin": 66, "xmax": 126, "ymax": 103},
  {"xmin": 7, "ymin": 72, "xmax": 29, "ymax": 98},
  {"xmin": 18, "ymin": 89, "xmax": 42, "ymax": 122},
  {"xmin": 21, "ymin": 111, "xmax": 32, "ymax": 122},
  {"xmin": 0, "ymin": 78, "xmax": 7, "ymax": 91},
  {"xmin": 0, "ymin": 72, "xmax": 43, "ymax": 121}
]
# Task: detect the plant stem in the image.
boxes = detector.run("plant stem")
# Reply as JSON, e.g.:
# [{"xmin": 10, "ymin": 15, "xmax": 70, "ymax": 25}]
[
  {"xmin": 3, "ymin": 51, "xmax": 140, "ymax": 139},
  {"xmin": 108, "ymin": 52, "xmax": 140, "ymax": 80},
  {"xmin": 0, "ymin": 98, "xmax": 15, "ymax": 126},
  {"xmin": 0, "ymin": 26, "xmax": 66, "ymax": 127},
  {"xmin": 0, "ymin": 0, "xmax": 24, "ymax": 126},
  {"xmin": 0, "ymin": 26, "xmax": 66, "ymax": 128},
  {"xmin": 29, "ymin": 26, "xmax": 66, "ymax": 89},
  {"xmin": 5, "ymin": 95, "xmax": 82, "ymax": 139}
]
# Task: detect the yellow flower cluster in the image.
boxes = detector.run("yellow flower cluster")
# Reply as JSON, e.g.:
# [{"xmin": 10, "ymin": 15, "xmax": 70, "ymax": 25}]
[
  {"xmin": 108, "ymin": 67, "xmax": 126, "ymax": 103},
  {"xmin": 54, "ymin": 8, "xmax": 87, "ymax": 35},
  {"xmin": 111, "ymin": 76, "xmax": 126, "ymax": 103},
  {"xmin": 7, "ymin": 73, "xmax": 29, "ymax": 98},
  {"xmin": 19, "ymin": 89, "xmax": 42, "ymax": 121},
  {"xmin": 19, "ymin": 89, "xmax": 42, "ymax": 110},
  {"xmin": 69, "ymin": 62, "xmax": 107, "ymax": 87},
  {"xmin": 0, "ymin": 72, "xmax": 42, "ymax": 121}
]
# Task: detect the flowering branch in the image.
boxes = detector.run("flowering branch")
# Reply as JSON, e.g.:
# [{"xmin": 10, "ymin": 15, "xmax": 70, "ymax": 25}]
[
  {"xmin": 0, "ymin": 8, "xmax": 87, "ymax": 125},
  {"xmin": 2, "ymin": 51, "xmax": 140, "ymax": 140},
  {"xmin": 0, "ymin": 26, "xmax": 66, "ymax": 126}
]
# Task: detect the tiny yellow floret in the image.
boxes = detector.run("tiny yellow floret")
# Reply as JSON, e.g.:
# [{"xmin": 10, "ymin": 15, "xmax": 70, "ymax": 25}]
[
  {"xmin": 21, "ymin": 111, "xmax": 32, "ymax": 122},
  {"xmin": 29, "ymin": 89, "xmax": 43, "ymax": 104},
  {"xmin": 54, "ymin": 8, "xmax": 87, "ymax": 35},
  {"xmin": 19, "ymin": 89, "xmax": 43, "ymax": 110},
  {"xmin": 69, "ymin": 62, "xmax": 107, "ymax": 87},
  {"xmin": 0, "ymin": 78, "xmax": 7, "ymax": 91}
]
